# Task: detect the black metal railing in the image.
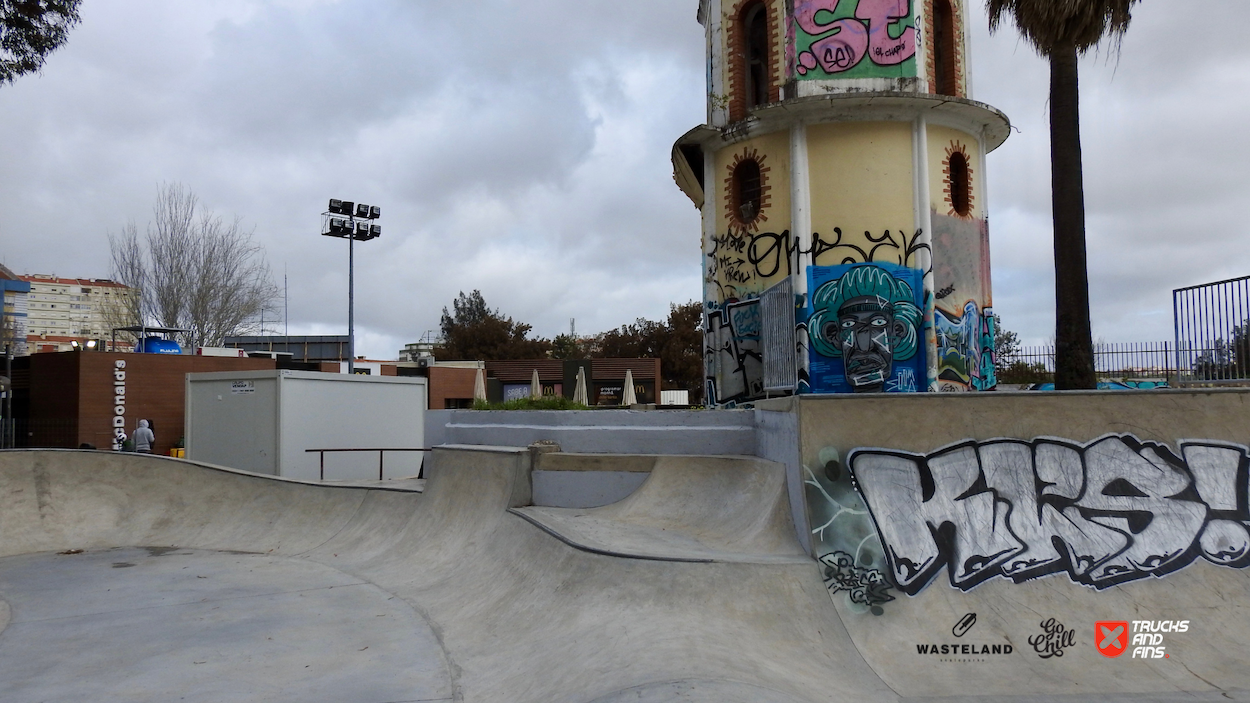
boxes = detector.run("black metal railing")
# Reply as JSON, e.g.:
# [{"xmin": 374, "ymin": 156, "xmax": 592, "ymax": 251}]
[
  {"xmin": 1174, "ymin": 275, "xmax": 1250, "ymax": 385},
  {"xmin": 998, "ymin": 342, "xmax": 1176, "ymax": 387},
  {"xmin": 305, "ymin": 447, "xmax": 430, "ymax": 481}
]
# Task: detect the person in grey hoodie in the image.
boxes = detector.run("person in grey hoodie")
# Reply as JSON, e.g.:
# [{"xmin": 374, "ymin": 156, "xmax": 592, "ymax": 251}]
[{"xmin": 133, "ymin": 419, "xmax": 155, "ymax": 454}]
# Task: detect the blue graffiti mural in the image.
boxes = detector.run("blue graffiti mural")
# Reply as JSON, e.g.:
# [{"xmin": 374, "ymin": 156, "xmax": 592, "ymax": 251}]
[
  {"xmin": 807, "ymin": 263, "xmax": 925, "ymax": 393},
  {"xmin": 936, "ymin": 301, "xmax": 996, "ymax": 391}
]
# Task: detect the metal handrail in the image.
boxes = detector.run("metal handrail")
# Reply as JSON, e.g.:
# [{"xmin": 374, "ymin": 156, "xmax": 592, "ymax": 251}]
[{"xmin": 305, "ymin": 447, "xmax": 431, "ymax": 481}]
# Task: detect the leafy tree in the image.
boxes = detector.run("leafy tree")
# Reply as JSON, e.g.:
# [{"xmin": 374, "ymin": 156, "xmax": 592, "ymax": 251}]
[
  {"xmin": 108, "ymin": 183, "xmax": 279, "ymax": 349},
  {"xmin": 550, "ymin": 333, "xmax": 588, "ymax": 360},
  {"xmin": 986, "ymin": 0, "xmax": 1139, "ymax": 389},
  {"xmin": 992, "ymin": 313, "xmax": 1020, "ymax": 359},
  {"xmin": 433, "ymin": 290, "xmax": 551, "ymax": 361},
  {"xmin": 1, "ymin": 0, "xmax": 81, "ymax": 85}
]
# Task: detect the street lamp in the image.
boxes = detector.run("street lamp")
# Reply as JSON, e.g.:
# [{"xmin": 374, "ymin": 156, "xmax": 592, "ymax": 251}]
[{"xmin": 321, "ymin": 198, "xmax": 381, "ymax": 374}]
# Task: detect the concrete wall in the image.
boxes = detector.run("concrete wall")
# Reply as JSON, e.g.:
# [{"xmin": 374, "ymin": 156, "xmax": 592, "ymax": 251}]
[
  {"xmin": 790, "ymin": 388, "xmax": 1250, "ymax": 619},
  {"xmin": 426, "ymin": 409, "xmax": 757, "ymax": 456}
]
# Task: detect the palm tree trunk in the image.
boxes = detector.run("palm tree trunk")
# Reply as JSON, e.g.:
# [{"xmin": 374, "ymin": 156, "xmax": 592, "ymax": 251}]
[{"xmin": 1049, "ymin": 43, "xmax": 1096, "ymax": 389}]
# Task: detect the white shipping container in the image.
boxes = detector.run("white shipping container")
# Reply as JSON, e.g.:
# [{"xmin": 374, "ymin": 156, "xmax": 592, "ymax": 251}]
[{"xmin": 185, "ymin": 370, "xmax": 426, "ymax": 481}]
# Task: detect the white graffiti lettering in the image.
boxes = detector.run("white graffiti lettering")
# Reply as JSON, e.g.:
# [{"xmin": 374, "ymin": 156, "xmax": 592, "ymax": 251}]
[{"xmin": 848, "ymin": 435, "xmax": 1250, "ymax": 594}]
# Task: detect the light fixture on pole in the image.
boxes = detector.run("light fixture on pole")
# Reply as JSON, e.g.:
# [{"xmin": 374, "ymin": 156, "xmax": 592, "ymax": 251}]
[{"xmin": 321, "ymin": 198, "xmax": 381, "ymax": 374}]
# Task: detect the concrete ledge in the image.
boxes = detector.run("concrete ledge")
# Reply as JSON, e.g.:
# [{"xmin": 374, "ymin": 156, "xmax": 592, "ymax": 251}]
[{"xmin": 427, "ymin": 409, "xmax": 757, "ymax": 455}]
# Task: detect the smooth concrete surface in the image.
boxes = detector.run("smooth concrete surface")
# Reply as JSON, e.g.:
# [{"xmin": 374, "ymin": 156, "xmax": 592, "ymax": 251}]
[
  {"xmin": 426, "ymin": 409, "xmax": 758, "ymax": 455},
  {"xmin": 6, "ymin": 443, "xmax": 1250, "ymax": 702},
  {"xmin": 0, "ymin": 547, "xmax": 450, "ymax": 703},
  {"xmin": 514, "ymin": 455, "xmax": 809, "ymax": 563},
  {"xmin": 0, "ymin": 448, "xmax": 884, "ymax": 703},
  {"xmin": 531, "ymin": 453, "xmax": 658, "ymax": 508}
]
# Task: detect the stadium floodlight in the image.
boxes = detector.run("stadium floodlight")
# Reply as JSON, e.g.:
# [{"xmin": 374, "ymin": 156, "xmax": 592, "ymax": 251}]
[{"xmin": 320, "ymin": 198, "xmax": 382, "ymax": 374}]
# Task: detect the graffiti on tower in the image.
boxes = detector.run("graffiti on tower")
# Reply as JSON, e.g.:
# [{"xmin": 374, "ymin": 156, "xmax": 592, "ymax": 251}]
[
  {"xmin": 790, "ymin": 0, "xmax": 917, "ymax": 80},
  {"xmin": 807, "ymin": 262, "xmax": 925, "ymax": 393}
]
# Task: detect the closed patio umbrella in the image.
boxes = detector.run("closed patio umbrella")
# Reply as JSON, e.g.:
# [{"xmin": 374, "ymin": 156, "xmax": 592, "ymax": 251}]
[
  {"xmin": 530, "ymin": 368, "xmax": 541, "ymax": 400},
  {"xmin": 622, "ymin": 369, "xmax": 637, "ymax": 406},
  {"xmin": 573, "ymin": 366, "xmax": 589, "ymax": 406},
  {"xmin": 473, "ymin": 367, "xmax": 487, "ymax": 402}
]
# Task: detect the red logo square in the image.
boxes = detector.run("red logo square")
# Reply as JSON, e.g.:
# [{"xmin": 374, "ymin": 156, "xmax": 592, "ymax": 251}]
[{"xmin": 1096, "ymin": 621, "xmax": 1129, "ymax": 658}]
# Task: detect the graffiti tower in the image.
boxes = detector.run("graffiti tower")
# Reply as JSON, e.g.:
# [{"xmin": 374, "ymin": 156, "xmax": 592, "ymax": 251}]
[{"xmin": 672, "ymin": 0, "xmax": 1010, "ymax": 404}]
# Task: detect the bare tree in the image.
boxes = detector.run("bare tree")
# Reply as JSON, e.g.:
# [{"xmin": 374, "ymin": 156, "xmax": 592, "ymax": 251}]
[{"xmin": 108, "ymin": 183, "xmax": 280, "ymax": 350}]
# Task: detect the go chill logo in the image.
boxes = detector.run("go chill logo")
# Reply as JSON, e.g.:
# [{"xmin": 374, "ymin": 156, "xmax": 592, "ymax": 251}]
[{"xmin": 1097, "ymin": 620, "xmax": 1188, "ymax": 659}]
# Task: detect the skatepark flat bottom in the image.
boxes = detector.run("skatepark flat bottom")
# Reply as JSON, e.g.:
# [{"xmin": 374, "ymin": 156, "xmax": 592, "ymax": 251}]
[{"xmin": 0, "ymin": 547, "xmax": 451, "ymax": 703}]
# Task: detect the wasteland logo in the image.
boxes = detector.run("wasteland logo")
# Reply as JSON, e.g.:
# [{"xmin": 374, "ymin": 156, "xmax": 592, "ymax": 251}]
[
  {"xmin": 1028, "ymin": 618, "xmax": 1076, "ymax": 658},
  {"xmin": 914, "ymin": 614, "xmax": 1014, "ymax": 662}
]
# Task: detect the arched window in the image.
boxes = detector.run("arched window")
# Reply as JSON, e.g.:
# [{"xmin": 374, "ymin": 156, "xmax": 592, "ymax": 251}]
[
  {"xmin": 743, "ymin": 3, "xmax": 769, "ymax": 109},
  {"xmin": 948, "ymin": 150, "xmax": 970, "ymax": 216},
  {"xmin": 733, "ymin": 158, "xmax": 762, "ymax": 223},
  {"xmin": 932, "ymin": 0, "xmax": 957, "ymax": 96}
]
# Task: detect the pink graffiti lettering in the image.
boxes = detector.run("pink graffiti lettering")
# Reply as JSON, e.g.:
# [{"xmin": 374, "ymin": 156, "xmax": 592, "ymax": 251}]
[
  {"xmin": 794, "ymin": 0, "xmax": 916, "ymax": 75},
  {"xmin": 794, "ymin": 0, "xmax": 845, "ymax": 36},
  {"xmin": 809, "ymin": 20, "xmax": 869, "ymax": 73},
  {"xmin": 855, "ymin": 0, "xmax": 916, "ymax": 67}
]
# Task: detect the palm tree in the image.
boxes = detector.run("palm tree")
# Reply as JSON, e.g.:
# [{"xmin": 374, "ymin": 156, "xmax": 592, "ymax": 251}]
[{"xmin": 986, "ymin": 0, "xmax": 1138, "ymax": 389}]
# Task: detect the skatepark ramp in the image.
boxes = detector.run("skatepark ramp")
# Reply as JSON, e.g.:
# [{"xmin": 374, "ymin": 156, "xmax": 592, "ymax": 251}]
[{"xmin": 3, "ymin": 445, "xmax": 1250, "ymax": 702}]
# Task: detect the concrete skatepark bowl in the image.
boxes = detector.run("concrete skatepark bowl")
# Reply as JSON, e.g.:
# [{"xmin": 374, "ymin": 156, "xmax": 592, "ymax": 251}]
[{"xmin": 3, "ymin": 445, "xmax": 1250, "ymax": 702}]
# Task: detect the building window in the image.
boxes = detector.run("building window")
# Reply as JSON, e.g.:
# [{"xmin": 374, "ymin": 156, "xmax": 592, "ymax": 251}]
[
  {"xmin": 944, "ymin": 141, "xmax": 974, "ymax": 217},
  {"xmin": 725, "ymin": 146, "xmax": 770, "ymax": 231},
  {"xmin": 734, "ymin": 159, "xmax": 761, "ymax": 223},
  {"xmin": 743, "ymin": 2, "xmax": 769, "ymax": 109},
  {"xmin": 933, "ymin": 0, "xmax": 957, "ymax": 96}
]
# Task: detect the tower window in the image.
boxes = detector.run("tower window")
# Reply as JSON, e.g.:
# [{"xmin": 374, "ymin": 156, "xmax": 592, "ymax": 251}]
[
  {"xmin": 743, "ymin": 3, "xmax": 769, "ymax": 109},
  {"xmin": 733, "ymin": 158, "xmax": 762, "ymax": 223},
  {"xmin": 933, "ymin": 0, "xmax": 957, "ymax": 96},
  {"xmin": 948, "ymin": 150, "xmax": 971, "ymax": 216}
]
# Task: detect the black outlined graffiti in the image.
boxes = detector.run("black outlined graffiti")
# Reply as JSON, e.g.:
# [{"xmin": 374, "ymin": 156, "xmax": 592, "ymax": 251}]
[
  {"xmin": 818, "ymin": 551, "xmax": 896, "ymax": 607},
  {"xmin": 705, "ymin": 300, "xmax": 764, "ymax": 405},
  {"xmin": 706, "ymin": 228, "xmax": 932, "ymax": 296},
  {"xmin": 848, "ymin": 435, "xmax": 1250, "ymax": 594}
]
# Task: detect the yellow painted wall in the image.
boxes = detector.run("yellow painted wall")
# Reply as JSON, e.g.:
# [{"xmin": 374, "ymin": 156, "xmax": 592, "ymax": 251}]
[
  {"xmin": 706, "ymin": 130, "xmax": 792, "ymax": 303},
  {"xmin": 807, "ymin": 121, "xmax": 916, "ymax": 267},
  {"xmin": 926, "ymin": 124, "xmax": 982, "ymax": 220}
]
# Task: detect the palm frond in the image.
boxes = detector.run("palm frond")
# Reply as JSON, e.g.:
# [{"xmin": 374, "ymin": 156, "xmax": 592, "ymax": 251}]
[{"xmin": 986, "ymin": 0, "xmax": 1139, "ymax": 54}]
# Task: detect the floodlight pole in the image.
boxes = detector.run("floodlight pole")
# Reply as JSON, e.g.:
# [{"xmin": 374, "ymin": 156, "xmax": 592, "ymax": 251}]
[{"xmin": 348, "ymin": 231, "xmax": 355, "ymax": 375}]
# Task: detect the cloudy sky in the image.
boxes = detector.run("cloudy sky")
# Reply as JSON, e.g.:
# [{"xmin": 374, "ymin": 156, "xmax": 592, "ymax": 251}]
[{"xmin": 2, "ymin": 1, "xmax": 1247, "ymax": 357}]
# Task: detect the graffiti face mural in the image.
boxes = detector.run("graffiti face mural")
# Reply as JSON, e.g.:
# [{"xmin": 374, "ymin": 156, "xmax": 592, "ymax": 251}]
[
  {"xmin": 791, "ymin": 0, "xmax": 917, "ymax": 80},
  {"xmin": 808, "ymin": 263, "xmax": 924, "ymax": 393}
]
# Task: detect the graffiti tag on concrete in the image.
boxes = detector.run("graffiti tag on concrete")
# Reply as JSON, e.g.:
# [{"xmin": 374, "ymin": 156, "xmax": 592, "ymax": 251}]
[{"xmin": 849, "ymin": 435, "xmax": 1250, "ymax": 594}]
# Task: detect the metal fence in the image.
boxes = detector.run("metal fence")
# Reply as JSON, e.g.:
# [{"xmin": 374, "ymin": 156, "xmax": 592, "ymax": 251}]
[
  {"xmin": 1174, "ymin": 275, "xmax": 1250, "ymax": 385},
  {"xmin": 998, "ymin": 342, "xmax": 1176, "ymax": 387}
]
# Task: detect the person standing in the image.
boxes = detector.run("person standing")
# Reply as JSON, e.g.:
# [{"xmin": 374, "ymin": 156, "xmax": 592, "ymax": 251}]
[{"xmin": 133, "ymin": 419, "xmax": 155, "ymax": 454}]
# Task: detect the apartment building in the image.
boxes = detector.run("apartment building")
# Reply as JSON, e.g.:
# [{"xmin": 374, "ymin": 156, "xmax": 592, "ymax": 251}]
[
  {"xmin": 1, "ymin": 264, "xmax": 30, "ymax": 355},
  {"xmin": 21, "ymin": 275, "xmax": 136, "ymax": 354}
]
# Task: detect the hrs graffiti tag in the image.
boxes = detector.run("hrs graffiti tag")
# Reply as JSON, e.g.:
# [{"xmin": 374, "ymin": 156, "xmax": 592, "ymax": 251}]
[{"xmin": 848, "ymin": 435, "xmax": 1250, "ymax": 595}]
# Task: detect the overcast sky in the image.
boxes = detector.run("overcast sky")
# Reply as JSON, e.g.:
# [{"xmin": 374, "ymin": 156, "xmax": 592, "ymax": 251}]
[{"xmin": 3, "ymin": 1, "xmax": 1247, "ymax": 357}]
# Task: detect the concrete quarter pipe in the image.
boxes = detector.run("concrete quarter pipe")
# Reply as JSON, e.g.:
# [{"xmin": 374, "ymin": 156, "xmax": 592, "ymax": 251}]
[{"xmin": 2, "ymin": 446, "xmax": 1249, "ymax": 702}]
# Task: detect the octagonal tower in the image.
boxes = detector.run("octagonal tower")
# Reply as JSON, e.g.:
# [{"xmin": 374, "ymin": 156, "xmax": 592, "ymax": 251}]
[{"xmin": 673, "ymin": 0, "xmax": 1010, "ymax": 405}]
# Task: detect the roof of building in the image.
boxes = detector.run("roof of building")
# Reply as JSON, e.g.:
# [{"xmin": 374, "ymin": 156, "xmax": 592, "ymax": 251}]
[{"xmin": 19, "ymin": 274, "xmax": 131, "ymax": 289}]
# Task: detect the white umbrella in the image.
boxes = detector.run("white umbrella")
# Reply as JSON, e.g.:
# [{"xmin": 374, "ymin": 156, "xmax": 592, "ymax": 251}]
[
  {"xmin": 622, "ymin": 369, "xmax": 637, "ymax": 406},
  {"xmin": 572, "ymin": 366, "xmax": 589, "ymax": 406},
  {"xmin": 530, "ymin": 368, "xmax": 541, "ymax": 399},
  {"xmin": 473, "ymin": 367, "xmax": 487, "ymax": 402}
]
